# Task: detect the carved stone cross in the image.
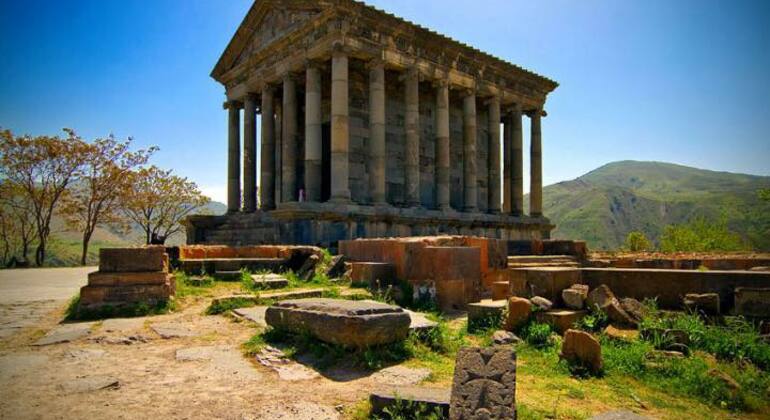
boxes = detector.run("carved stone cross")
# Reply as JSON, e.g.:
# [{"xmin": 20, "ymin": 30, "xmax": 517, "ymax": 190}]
[{"xmin": 449, "ymin": 346, "xmax": 517, "ymax": 419}]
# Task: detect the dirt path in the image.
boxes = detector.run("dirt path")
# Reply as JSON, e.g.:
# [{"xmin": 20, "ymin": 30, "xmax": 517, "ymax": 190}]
[{"xmin": 0, "ymin": 273, "xmax": 431, "ymax": 420}]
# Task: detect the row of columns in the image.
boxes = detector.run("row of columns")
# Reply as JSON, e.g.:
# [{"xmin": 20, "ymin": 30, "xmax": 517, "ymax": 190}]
[{"xmin": 226, "ymin": 51, "xmax": 543, "ymax": 217}]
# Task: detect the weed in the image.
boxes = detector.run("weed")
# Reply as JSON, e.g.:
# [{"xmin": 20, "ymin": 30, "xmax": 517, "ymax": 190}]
[
  {"xmin": 521, "ymin": 322, "xmax": 554, "ymax": 348},
  {"xmin": 572, "ymin": 304, "xmax": 609, "ymax": 333},
  {"xmin": 376, "ymin": 395, "xmax": 445, "ymax": 419},
  {"xmin": 205, "ymin": 297, "xmax": 257, "ymax": 315}
]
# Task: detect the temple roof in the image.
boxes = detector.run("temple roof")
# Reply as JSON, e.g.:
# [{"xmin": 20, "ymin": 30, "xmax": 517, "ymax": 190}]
[{"xmin": 212, "ymin": 0, "xmax": 558, "ymax": 93}]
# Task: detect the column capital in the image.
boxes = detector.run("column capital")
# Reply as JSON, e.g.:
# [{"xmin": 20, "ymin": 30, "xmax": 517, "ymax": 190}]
[
  {"xmin": 525, "ymin": 108, "xmax": 547, "ymax": 118},
  {"xmin": 243, "ymin": 93, "xmax": 258, "ymax": 103},
  {"xmin": 331, "ymin": 41, "xmax": 349, "ymax": 57},
  {"xmin": 365, "ymin": 56, "xmax": 386, "ymax": 70},
  {"xmin": 281, "ymin": 72, "xmax": 300, "ymax": 83},
  {"xmin": 304, "ymin": 58, "xmax": 325, "ymax": 70},
  {"xmin": 503, "ymin": 102, "xmax": 523, "ymax": 115},
  {"xmin": 432, "ymin": 78, "xmax": 450, "ymax": 89},
  {"xmin": 461, "ymin": 87, "xmax": 477, "ymax": 98},
  {"xmin": 484, "ymin": 94, "xmax": 501, "ymax": 106},
  {"xmin": 223, "ymin": 100, "xmax": 242, "ymax": 110},
  {"xmin": 398, "ymin": 66, "xmax": 421, "ymax": 82}
]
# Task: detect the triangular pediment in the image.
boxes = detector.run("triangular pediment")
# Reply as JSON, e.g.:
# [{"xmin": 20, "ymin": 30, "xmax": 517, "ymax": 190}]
[{"xmin": 212, "ymin": 0, "xmax": 330, "ymax": 80}]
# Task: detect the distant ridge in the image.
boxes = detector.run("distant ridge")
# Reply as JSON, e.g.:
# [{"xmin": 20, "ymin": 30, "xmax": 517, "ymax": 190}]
[{"xmin": 537, "ymin": 161, "xmax": 770, "ymax": 250}]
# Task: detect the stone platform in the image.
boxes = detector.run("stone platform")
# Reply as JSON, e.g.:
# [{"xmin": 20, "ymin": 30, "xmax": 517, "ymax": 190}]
[{"xmin": 184, "ymin": 202, "xmax": 552, "ymax": 248}]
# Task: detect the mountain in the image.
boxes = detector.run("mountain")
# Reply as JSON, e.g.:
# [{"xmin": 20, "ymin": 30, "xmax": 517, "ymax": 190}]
[{"xmin": 538, "ymin": 161, "xmax": 770, "ymax": 251}]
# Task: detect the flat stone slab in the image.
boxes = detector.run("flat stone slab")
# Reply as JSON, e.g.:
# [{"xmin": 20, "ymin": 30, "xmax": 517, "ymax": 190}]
[
  {"xmin": 265, "ymin": 298, "xmax": 410, "ymax": 348},
  {"xmin": 404, "ymin": 309, "xmax": 439, "ymax": 332},
  {"xmin": 251, "ymin": 273, "xmax": 289, "ymax": 289},
  {"xmin": 370, "ymin": 386, "xmax": 450, "ymax": 417},
  {"xmin": 370, "ymin": 365, "xmax": 432, "ymax": 386},
  {"xmin": 33, "ymin": 322, "xmax": 94, "ymax": 346},
  {"xmin": 151, "ymin": 322, "xmax": 197, "ymax": 339},
  {"xmin": 259, "ymin": 288, "xmax": 325, "ymax": 301},
  {"xmin": 233, "ymin": 306, "xmax": 268, "ymax": 326},
  {"xmin": 60, "ymin": 375, "xmax": 120, "ymax": 393},
  {"xmin": 535, "ymin": 309, "xmax": 588, "ymax": 334},
  {"xmin": 254, "ymin": 345, "xmax": 319, "ymax": 381}
]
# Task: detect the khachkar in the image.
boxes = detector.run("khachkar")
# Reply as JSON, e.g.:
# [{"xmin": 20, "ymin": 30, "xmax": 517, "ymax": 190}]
[{"xmin": 185, "ymin": 0, "xmax": 558, "ymax": 248}]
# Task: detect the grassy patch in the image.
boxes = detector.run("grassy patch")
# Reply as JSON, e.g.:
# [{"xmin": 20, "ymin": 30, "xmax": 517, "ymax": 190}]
[
  {"xmin": 65, "ymin": 294, "xmax": 174, "ymax": 321},
  {"xmin": 175, "ymin": 271, "xmax": 215, "ymax": 298},
  {"xmin": 205, "ymin": 297, "xmax": 258, "ymax": 315}
]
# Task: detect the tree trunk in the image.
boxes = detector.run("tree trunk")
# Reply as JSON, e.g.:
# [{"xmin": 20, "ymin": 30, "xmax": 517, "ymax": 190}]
[
  {"xmin": 80, "ymin": 230, "xmax": 93, "ymax": 266},
  {"xmin": 35, "ymin": 241, "xmax": 45, "ymax": 267}
]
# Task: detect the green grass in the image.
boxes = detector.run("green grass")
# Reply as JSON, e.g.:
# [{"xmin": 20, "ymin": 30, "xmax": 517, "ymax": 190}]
[
  {"xmin": 205, "ymin": 296, "xmax": 259, "ymax": 315},
  {"xmin": 175, "ymin": 271, "xmax": 216, "ymax": 298}
]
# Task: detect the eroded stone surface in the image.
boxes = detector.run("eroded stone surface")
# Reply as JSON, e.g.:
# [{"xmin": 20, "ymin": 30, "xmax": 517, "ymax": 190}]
[
  {"xmin": 151, "ymin": 323, "xmax": 197, "ymax": 339},
  {"xmin": 560, "ymin": 329, "xmax": 602, "ymax": 374},
  {"xmin": 370, "ymin": 365, "xmax": 432, "ymax": 386},
  {"xmin": 449, "ymin": 346, "xmax": 516, "ymax": 420},
  {"xmin": 33, "ymin": 323, "xmax": 94, "ymax": 346},
  {"xmin": 562, "ymin": 284, "xmax": 589, "ymax": 310},
  {"xmin": 587, "ymin": 285, "xmax": 637, "ymax": 327},
  {"xmin": 683, "ymin": 293, "xmax": 720, "ymax": 315},
  {"xmin": 265, "ymin": 298, "xmax": 410, "ymax": 348},
  {"xmin": 233, "ymin": 306, "xmax": 268, "ymax": 326},
  {"xmin": 504, "ymin": 297, "xmax": 531, "ymax": 331},
  {"xmin": 404, "ymin": 309, "xmax": 438, "ymax": 332},
  {"xmin": 254, "ymin": 346, "xmax": 319, "ymax": 381}
]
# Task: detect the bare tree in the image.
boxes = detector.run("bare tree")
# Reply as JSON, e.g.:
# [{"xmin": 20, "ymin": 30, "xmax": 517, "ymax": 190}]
[
  {"xmin": 60, "ymin": 136, "xmax": 156, "ymax": 265},
  {"xmin": 0, "ymin": 129, "xmax": 86, "ymax": 266},
  {"xmin": 122, "ymin": 166, "xmax": 210, "ymax": 245}
]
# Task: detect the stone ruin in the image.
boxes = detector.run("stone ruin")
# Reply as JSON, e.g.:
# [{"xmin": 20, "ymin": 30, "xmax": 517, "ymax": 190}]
[{"xmin": 78, "ymin": 247, "xmax": 175, "ymax": 310}]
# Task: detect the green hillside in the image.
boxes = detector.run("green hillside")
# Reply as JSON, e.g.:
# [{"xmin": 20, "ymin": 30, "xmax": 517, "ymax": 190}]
[{"xmin": 540, "ymin": 161, "xmax": 770, "ymax": 251}]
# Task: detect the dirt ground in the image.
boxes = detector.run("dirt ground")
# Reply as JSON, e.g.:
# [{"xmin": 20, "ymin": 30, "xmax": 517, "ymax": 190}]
[{"xmin": 0, "ymin": 269, "xmax": 433, "ymax": 420}]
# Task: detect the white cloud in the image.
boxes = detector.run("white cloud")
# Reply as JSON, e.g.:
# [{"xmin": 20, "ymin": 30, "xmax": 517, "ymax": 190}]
[{"xmin": 199, "ymin": 184, "xmax": 227, "ymax": 204}]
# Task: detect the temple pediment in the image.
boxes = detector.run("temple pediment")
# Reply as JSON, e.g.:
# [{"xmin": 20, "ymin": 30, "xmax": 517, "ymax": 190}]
[{"xmin": 212, "ymin": 0, "xmax": 328, "ymax": 79}]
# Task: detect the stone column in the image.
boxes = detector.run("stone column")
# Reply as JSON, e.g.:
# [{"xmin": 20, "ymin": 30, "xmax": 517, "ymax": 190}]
[
  {"xmin": 463, "ymin": 90, "xmax": 478, "ymax": 212},
  {"xmin": 404, "ymin": 68, "xmax": 420, "ymax": 207},
  {"xmin": 243, "ymin": 94, "xmax": 257, "ymax": 212},
  {"xmin": 281, "ymin": 74, "xmax": 297, "ymax": 202},
  {"xmin": 512, "ymin": 104, "xmax": 524, "ymax": 216},
  {"xmin": 530, "ymin": 109, "xmax": 543, "ymax": 216},
  {"xmin": 260, "ymin": 85, "xmax": 275, "ymax": 210},
  {"xmin": 502, "ymin": 112, "xmax": 512, "ymax": 213},
  {"xmin": 225, "ymin": 100, "xmax": 241, "ymax": 213},
  {"xmin": 487, "ymin": 96, "xmax": 501, "ymax": 213},
  {"xmin": 305, "ymin": 64, "xmax": 322, "ymax": 202},
  {"xmin": 435, "ymin": 80, "xmax": 450, "ymax": 211},
  {"xmin": 330, "ymin": 48, "xmax": 351, "ymax": 202},
  {"xmin": 274, "ymin": 102, "xmax": 282, "ymax": 204},
  {"xmin": 368, "ymin": 61, "xmax": 387, "ymax": 205}
]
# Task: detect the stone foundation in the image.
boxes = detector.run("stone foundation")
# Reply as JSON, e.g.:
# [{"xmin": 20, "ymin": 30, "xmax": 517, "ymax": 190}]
[
  {"xmin": 184, "ymin": 202, "xmax": 552, "ymax": 248},
  {"xmin": 79, "ymin": 247, "xmax": 174, "ymax": 309}
]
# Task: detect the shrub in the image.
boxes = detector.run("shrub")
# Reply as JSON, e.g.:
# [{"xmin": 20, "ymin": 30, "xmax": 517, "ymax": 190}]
[
  {"xmin": 573, "ymin": 304, "xmax": 609, "ymax": 333},
  {"xmin": 521, "ymin": 322, "xmax": 554, "ymax": 348},
  {"xmin": 624, "ymin": 231, "xmax": 652, "ymax": 252},
  {"xmin": 659, "ymin": 216, "xmax": 746, "ymax": 252}
]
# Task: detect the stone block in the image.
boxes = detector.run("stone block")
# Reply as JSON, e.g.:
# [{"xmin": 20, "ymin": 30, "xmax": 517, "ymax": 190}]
[
  {"xmin": 685, "ymin": 293, "xmax": 723, "ymax": 315},
  {"xmin": 251, "ymin": 274, "xmax": 289, "ymax": 290},
  {"xmin": 99, "ymin": 247, "xmax": 168, "ymax": 273},
  {"xmin": 87, "ymin": 271, "xmax": 172, "ymax": 287},
  {"xmin": 78, "ymin": 283, "xmax": 172, "ymax": 306},
  {"xmin": 491, "ymin": 281, "xmax": 510, "ymax": 300},
  {"xmin": 734, "ymin": 287, "xmax": 770, "ymax": 318},
  {"xmin": 560, "ymin": 329, "xmax": 602, "ymax": 374},
  {"xmin": 504, "ymin": 297, "xmax": 532, "ymax": 331},
  {"xmin": 467, "ymin": 300, "xmax": 506, "ymax": 328},
  {"xmin": 562, "ymin": 284, "xmax": 589, "ymax": 310},
  {"xmin": 370, "ymin": 386, "xmax": 450, "ymax": 417},
  {"xmin": 449, "ymin": 346, "xmax": 516, "ymax": 420},
  {"xmin": 265, "ymin": 298, "xmax": 411, "ymax": 348},
  {"xmin": 536, "ymin": 309, "xmax": 588, "ymax": 334},
  {"xmin": 350, "ymin": 262, "xmax": 397, "ymax": 288},
  {"xmin": 587, "ymin": 284, "xmax": 638, "ymax": 327},
  {"xmin": 525, "ymin": 267, "xmax": 581, "ymax": 305}
]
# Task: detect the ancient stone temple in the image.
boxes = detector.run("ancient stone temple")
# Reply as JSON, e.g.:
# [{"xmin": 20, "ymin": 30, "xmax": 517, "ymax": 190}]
[{"xmin": 186, "ymin": 0, "xmax": 559, "ymax": 248}]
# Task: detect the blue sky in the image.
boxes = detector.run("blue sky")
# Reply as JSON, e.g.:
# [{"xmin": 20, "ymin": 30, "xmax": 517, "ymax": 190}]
[{"xmin": 1, "ymin": 0, "xmax": 768, "ymax": 203}]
